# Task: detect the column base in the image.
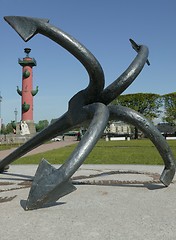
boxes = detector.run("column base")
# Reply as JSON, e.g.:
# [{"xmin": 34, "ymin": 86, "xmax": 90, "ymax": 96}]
[{"xmin": 16, "ymin": 120, "xmax": 36, "ymax": 136}]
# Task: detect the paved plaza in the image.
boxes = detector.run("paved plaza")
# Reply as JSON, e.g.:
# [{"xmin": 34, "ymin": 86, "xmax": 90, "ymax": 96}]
[{"xmin": 0, "ymin": 140, "xmax": 176, "ymax": 239}]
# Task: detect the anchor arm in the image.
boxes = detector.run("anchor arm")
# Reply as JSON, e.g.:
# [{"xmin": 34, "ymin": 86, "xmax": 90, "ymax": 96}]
[
  {"xmin": 108, "ymin": 105, "xmax": 176, "ymax": 186},
  {"xmin": 129, "ymin": 38, "xmax": 150, "ymax": 65},
  {"xmin": 0, "ymin": 113, "xmax": 68, "ymax": 170},
  {"xmin": 26, "ymin": 103, "xmax": 109, "ymax": 210},
  {"xmin": 0, "ymin": 107, "xmax": 92, "ymax": 170},
  {"xmin": 99, "ymin": 42, "xmax": 149, "ymax": 105}
]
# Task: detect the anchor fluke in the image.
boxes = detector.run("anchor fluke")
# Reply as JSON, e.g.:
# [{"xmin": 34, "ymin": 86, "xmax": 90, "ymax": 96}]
[
  {"xmin": 129, "ymin": 38, "xmax": 150, "ymax": 66},
  {"xmin": 160, "ymin": 166, "xmax": 176, "ymax": 187},
  {"xmin": 4, "ymin": 16, "xmax": 49, "ymax": 42},
  {"xmin": 25, "ymin": 159, "xmax": 76, "ymax": 210}
]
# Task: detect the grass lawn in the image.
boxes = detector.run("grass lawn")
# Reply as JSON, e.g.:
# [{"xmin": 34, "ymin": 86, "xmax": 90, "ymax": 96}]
[{"xmin": 13, "ymin": 139, "xmax": 176, "ymax": 165}]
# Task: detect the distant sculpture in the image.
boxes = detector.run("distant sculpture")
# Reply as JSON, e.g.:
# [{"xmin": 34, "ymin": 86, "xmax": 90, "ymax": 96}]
[
  {"xmin": 20, "ymin": 121, "xmax": 30, "ymax": 135},
  {"xmin": 0, "ymin": 16, "xmax": 175, "ymax": 210}
]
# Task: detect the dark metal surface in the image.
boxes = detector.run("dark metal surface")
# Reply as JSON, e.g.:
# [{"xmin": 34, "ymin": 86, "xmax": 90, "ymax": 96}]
[
  {"xmin": 1, "ymin": 16, "xmax": 175, "ymax": 210},
  {"xmin": 109, "ymin": 105, "xmax": 176, "ymax": 186}
]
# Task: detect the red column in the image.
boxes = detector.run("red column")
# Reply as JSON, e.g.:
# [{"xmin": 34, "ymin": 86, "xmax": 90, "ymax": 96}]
[
  {"xmin": 22, "ymin": 59, "xmax": 34, "ymax": 121},
  {"xmin": 18, "ymin": 48, "xmax": 37, "ymax": 122}
]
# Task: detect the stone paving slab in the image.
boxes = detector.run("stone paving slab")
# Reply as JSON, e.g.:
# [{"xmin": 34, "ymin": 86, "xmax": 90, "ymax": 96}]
[{"xmin": 0, "ymin": 164, "xmax": 176, "ymax": 240}]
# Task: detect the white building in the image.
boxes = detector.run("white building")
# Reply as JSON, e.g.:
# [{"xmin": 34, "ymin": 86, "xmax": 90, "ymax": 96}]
[{"xmin": 105, "ymin": 121, "xmax": 131, "ymax": 135}]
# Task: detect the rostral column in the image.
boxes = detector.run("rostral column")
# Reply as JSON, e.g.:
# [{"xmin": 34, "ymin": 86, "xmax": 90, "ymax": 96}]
[{"xmin": 17, "ymin": 48, "xmax": 38, "ymax": 134}]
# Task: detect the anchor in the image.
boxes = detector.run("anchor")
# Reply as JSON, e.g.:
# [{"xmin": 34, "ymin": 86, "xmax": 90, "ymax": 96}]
[{"xmin": 0, "ymin": 16, "xmax": 175, "ymax": 210}]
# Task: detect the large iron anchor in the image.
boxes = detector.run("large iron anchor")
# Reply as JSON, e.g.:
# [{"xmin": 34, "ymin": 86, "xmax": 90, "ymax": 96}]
[{"xmin": 0, "ymin": 16, "xmax": 175, "ymax": 210}]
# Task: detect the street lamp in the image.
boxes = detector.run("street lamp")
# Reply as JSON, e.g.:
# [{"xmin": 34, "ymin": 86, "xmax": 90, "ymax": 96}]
[
  {"xmin": 0, "ymin": 92, "xmax": 2, "ymax": 133},
  {"xmin": 14, "ymin": 108, "xmax": 18, "ymax": 123},
  {"xmin": 0, "ymin": 92, "xmax": 2, "ymax": 119}
]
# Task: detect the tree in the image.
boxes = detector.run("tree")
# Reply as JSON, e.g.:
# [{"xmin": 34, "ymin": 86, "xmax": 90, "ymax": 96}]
[
  {"xmin": 4, "ymin": 122, "xmax": 14, "ymax": 134},
  {"xmin": 162, "ymin": 92, "xmax": 176, "ymax": 124},
  {"xmin": 35, "ymin": 120, "xmax": 49, "ymax": 132},
  {"xmin": 111, "ymin": 93, "xmax": 162, "ymax": 138}
]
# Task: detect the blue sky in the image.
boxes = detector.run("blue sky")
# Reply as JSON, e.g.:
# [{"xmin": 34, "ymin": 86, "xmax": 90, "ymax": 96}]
[{"xmin": 0, "ymin": 0, "xmax": 176, "ymax": 124}]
